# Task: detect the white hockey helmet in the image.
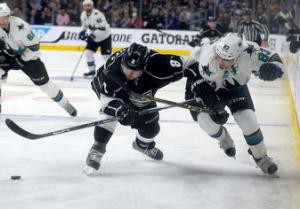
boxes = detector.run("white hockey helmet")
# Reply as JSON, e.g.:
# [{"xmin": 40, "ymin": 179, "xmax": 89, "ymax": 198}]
[
  {"xmin": 215, "ymin": 33, "xmax": 243, "ymax": 60},
  {"xmin": 0, "ymin": 3, "xmax": 10, "ymax": 17},
  {"xmin": 83, "ymin": 0, "xmax": 94, "ymax": 6}
]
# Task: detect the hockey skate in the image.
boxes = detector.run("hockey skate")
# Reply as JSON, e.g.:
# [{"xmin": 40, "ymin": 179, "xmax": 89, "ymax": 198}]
[
  {"xmin": 83, "ymin": 70, "xmax": 96, "ymax": 78},
  {"xmin": 256, "ymin": 155, "xmax": 278, "ymax": 175},
  {"xmin": 248, "ymin": 149, "xmax": 278, "ymax": 175},
  {"xmin": 83, "ymin": 147, "xmax": 104, "ymax": 176},
  {"xmin": 219, "ymin": 128, "xmax": 236, "ymax": 157},
  {"xmin": 132, "ymin": 141, "xmax": 163, "ymax": 160},
  {"xmin": 62, "ymin": 102, "xmax": 77, "ymax": 117}
]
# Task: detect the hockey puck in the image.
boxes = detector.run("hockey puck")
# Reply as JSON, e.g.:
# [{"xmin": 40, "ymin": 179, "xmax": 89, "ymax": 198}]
[{"xmin": 11, "ymin": 175, "xmax": 21, "ymax": 180}]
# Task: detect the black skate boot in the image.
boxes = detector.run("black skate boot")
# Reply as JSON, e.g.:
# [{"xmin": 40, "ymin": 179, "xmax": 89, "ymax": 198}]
[
  {"xmin": 248, "ymin": 149, "xmax": 278, "ymax": 175},
  {"xmin": 62, "ymin": 101, "xmax": 77, "ymax": 117},
  {"xmin": 83, "ymin": 142, "xmax": 106, "ymax": 175},
  {"xmin": 219, "ymin": 128, "xmax": 236, "ymax": 157},
  {"xmin": 83, "ymin": 70, "xmax": 96, "ymax": 78},
  {"xmin": 132, "ymin": 140, "xmax": 163, "ymax": 160}
]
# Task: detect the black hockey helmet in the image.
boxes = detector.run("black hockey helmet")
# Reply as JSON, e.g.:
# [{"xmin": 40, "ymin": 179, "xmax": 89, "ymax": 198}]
[{"xmin": 121, "ymin": 43, "xmax": 150, "ymax": 71}]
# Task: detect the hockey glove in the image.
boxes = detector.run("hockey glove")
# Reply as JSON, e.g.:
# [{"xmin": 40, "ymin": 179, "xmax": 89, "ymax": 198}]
[
  {"xmin": 188, "ymin": 38, "xmax": 201, "ymax": 47},
  {"xmin": 258, "ymin": 62, "xmax": 284, "ymax": 81},
  {"xmin": 103, "ymin": 100, "xmax": 138, "ymax": 126},
  {"xmin": 79, "ymin": 31, "xmax": 87, "ymax": 41},
  {"xmin": 209, "ymin": 103, "xmax": 229, "ymax": 125},
  {"xmin": 0, "ymin": 39, "xmax": 6, "ymax": 51},
  {"xmin": 88, "ymin": 34, "xmax": 96, "ymax": 41},
  {"xmin": 191, "ymin": 79, "xmax": 218, "ymax": 108},
  {"xmin": 289, "ymin": 34, "xmax": 300, "ymax": 54}
]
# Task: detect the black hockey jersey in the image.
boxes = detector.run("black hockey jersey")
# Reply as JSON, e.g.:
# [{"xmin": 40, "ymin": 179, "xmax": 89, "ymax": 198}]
[{"xmin": 91, "ymin": 48, "xmax": 184, "ymax": 107}]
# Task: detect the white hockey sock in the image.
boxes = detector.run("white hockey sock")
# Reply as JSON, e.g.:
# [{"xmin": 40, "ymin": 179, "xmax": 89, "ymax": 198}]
[
  {"xmin": 197, "ymin": 112, "xmax": 222, "ymax": 136},
  {"xmin": 39, "ymin": 81, "xmax": 68, "ymax": 107},
  {"xmin": 86, "ymin": 50, "xmax": 96, "ymax": 72},
  {"xmin": 246, "ymin": 129, "xmax": 267, "ymax": 159}
]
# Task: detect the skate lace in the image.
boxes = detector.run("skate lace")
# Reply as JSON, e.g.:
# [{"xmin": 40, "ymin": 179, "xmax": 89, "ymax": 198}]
[
  {"xmin": 89, "ymin": 149, "xmax": 103, "ymax": 162},
  {"xmin": 63, "ymin": 103, "xmax": 76, "ymax": 114},
  {"xmin": 219, "ymin": 136, "xmax": 234, "ymax": 150},
  {"xmin": 256, "ymin": 156, "xmax": 274, "ymax": 172},
  {"xmin": 144, "ymin": 147, "xmax": 158, "ymax": 158}
]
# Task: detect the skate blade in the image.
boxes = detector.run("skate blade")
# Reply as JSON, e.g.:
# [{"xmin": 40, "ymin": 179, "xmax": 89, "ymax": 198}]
[{"xmin": 83, "ymin": 166, "xmax": 101, "ymax": 177}]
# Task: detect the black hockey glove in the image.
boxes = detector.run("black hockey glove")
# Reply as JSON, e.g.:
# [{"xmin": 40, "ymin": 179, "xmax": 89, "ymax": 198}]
[
  {"xmin": 258, "ymin": 63, "xmax": 283, "ymax": 81},
  {"xmin": 209, "ymin": 103, "xmax": 229, "ymax": 125},
  {"xmin": 188, "ymin": 38, "xmax": 201, "ymax": 47},
  {"xmin": 289, "ymin": 34, "xmax": 300, "ymax": 54},
  {"xmin": 191, "ymin": 79, "xmax": 218, "ymax": 108},
  {"xmin": 87, "ymin": 34, "xmax": 96, "ymax": 41},
  {"xmin": 0, "ymin": 39, "xmax": 6, "ymax": 51},
  {"xmin": 79, "ymin": 31, "xmax": 87, "ymax": 41},
  {"xmin": 103, "ymin": 100, "xmax": 139, "ymax": 126}
]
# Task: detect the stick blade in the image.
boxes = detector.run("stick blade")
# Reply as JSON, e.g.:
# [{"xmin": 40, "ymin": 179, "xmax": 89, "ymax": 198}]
[{"xmin": 5, "ymin": 119, "xmax": 40, "ymax": 140}]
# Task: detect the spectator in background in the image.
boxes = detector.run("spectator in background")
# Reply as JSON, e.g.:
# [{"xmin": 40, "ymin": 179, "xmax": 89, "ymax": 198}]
[
  {"xmin": 12, "ymin": 7, "xmax": 25, "ymax": 19},
  {"xmin": 56, "ymin": 9, "xmax": 70, "ymax": 26},
  {"xmin": 127, "ymin": 12, "xmax": 144, "ymax": 28},
  {"xmin": 28, "ymin": 0, "xmax": 43, "ymax": 24},
  {"xmin": 166, "ymin": 10, "xmax": 179, "ymax": 29},
  {"xmin": 178, "ymin": 7, "xmax": 191, "ymax": 30},
  {"xmin": 41, "ymin": 7, "xmax": 53, "ymax": 25}
]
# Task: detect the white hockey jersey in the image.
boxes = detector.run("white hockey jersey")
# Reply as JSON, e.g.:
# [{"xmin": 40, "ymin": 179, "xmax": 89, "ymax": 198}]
[
  {"xmin": 185, "ymin": 40, "xmax": 283, "ymax": 90},
  {"xmin": 0, "ymin": 16, "xmax": 40, "ymax": 61},
  {"xmin": 80, "ymin": 9, "xmax": 110, "ymax": 42}
]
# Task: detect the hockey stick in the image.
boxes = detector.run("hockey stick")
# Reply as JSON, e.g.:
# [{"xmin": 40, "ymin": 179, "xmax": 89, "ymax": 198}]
[
  {"xmin": 138, "ymin": 95, "xmax": 212, "ymax": 113},
  {"xmin": 40, "ymin": 32, "xmax": 65, "ymax": 44},
  {"xmin": 5, "ymin": 117, "xmax": 117, "ymax": 140},
  {"xmin": 70, "ymin": 48, "xmax": 85, "ymax": 81},
  {"xmin": 5, "ymin": 98, "xmax": 197, "ymax": 140},
  {"xmin": 138, "ymin": 98, "xmax": 196, "ymax": 115}
]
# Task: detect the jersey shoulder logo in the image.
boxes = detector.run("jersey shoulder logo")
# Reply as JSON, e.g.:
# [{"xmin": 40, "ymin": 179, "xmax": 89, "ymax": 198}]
[
  {"xmin": 244, "ymin": 44, "xmax": 254, "ymax": 56},
  {"xmin": 202, "ymin": 64, "xmax": 212, "ymax": 76},
  {"xmin": 17, "ymin": 24, "xmax": 24, "ymax": 30},
  {"xmin": 230, "ymin": 65, "xmax": 238, "ymax": 75}
]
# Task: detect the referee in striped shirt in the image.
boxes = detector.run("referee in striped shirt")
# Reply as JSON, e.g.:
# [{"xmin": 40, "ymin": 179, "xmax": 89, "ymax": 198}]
[{"xmin": 237, "ymin": 8, "xmax": 269, "ymax": 48}]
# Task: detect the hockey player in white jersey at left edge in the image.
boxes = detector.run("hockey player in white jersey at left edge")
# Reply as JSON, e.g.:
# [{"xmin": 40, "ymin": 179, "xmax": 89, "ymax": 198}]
[{"xmin": 0, "ymin": 3, "xmax": 77, "ymax": 116}]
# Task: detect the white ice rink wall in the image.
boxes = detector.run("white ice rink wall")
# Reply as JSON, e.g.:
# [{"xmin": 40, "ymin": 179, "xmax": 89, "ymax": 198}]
[{"xmin": 32, "ymin": 25, "xmax": 300, "ymax": 153}]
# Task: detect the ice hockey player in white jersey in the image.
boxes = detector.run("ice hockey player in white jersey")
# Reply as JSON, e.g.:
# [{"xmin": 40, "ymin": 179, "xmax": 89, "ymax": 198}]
[
  {"xmin": 0, "ymin": 3, "xmax": 77, "ymax": 116},
  {"xmin": 184, "ymin": 33, "xmax": 284, "ymax": 175},
  {"xmin": 79, "ymin": 0, "xmax": 112, "ymax": 78}
]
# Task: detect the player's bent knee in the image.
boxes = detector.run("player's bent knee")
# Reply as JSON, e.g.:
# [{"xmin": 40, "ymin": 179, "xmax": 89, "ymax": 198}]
[
  {"xmin": 197, "ymin": 112, "xmax": 221, "ymax": 136},
  {"xmin": 137, "ymin": 122, "xmax": 160, "ymax": 139},
  {"xmin": 233, "ymin": 109, "xmax": 259, "ymax": 135}
]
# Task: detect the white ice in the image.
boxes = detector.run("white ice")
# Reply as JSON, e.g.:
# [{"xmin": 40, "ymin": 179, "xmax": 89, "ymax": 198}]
[{"xmin": 0, "ymin": 51, "xmax": 299, "ymax": 209}]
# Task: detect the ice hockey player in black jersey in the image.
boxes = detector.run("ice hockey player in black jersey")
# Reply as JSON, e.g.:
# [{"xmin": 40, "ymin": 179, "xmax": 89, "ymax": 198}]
[
  {"xmin": 189, "ymin": 16, "xmax": 226, "ymax": 47},
  {"xmin": 83, "ymin": 42, "xmax": 187, "ymax": 175}
]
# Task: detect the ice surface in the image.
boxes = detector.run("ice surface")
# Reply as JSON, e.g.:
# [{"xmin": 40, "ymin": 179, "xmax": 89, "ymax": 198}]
[{"xmin": 0, "ymin": 51, "xmax": 299, "ymax": 209}]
